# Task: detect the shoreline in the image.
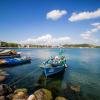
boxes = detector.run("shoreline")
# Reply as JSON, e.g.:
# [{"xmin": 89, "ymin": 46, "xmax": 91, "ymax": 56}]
[{"xmin": 0, "ymin": 47, "xmax": 100, "ymax": 49}]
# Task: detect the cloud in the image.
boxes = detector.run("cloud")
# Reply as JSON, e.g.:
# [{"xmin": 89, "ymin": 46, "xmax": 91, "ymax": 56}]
[
  {"xmin": 81, "ymin": 22, "xmax": 100, "ymax": 40},
  {"xmin": 90, "ymin": 22, "xmax": 100, "ymax": 33},
  {"xmin": 69, "ymin": 9, "xmax": 100, "ymax": 22},
  {"xmin": 21, "ymin": 34, "xmax": 71, "ymax": 45},
  {"xmin": 91, "ymin": 22, "xmax": 100, "ymax": 27},
  {"xmin": 46, "ymin": 10, "xmax": 67, "ymax": 20},
  {"xmin": 80, "ymin": 32, "xmax": 92, "ymax": 40}
]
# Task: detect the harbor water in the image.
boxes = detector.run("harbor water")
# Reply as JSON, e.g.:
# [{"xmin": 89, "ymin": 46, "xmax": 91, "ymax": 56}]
[{"xmin": 1, "ymin": 48, "xmax": 100, "ymax": 100}]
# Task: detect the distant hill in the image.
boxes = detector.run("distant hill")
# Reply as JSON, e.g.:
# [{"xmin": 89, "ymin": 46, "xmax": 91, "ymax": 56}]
[
  {"xmin": 0, "ymin": 41, "xmax": 20, "ymax": 48},
  {"xmin": 63, "ymin": 44, "xmax": 100, "ymax": 48},
  {"xmin": 0, "ymin": 41, "xmax": 100, "ymax": 48}
]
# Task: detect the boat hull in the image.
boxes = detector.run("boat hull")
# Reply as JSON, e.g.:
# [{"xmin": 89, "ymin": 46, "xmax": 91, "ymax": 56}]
[
  {"xmin": 44, "ymin": 66, "xmax": 65, "ymax": 77},
  {"xmin": 0, "ymin": 54, "xmax": 20, "ymax": 59},
  {"xmin": 0, "ymin": 58, "xmax": 31, "ymax": 67}
]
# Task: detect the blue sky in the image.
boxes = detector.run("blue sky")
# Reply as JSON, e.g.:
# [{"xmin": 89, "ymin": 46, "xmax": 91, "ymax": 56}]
[{"xmin": 0, "ymin": 0, "xmax": 100, "ymax": 45}]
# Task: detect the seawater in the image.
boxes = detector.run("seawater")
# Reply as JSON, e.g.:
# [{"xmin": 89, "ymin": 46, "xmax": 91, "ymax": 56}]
[{"xmin": 1, "ymin": 48, "xmax": 100, "ymax": 100}]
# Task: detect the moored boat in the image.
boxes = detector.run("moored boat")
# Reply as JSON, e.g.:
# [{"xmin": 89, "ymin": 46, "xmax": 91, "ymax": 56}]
[
  {"xmin": 0, "ymin": 49, "xmax": 21, "ymax": 59},
  {"xmin": 41, "ymin": 48, "xmax": 68, "ymax": 77},
  {"xmin": 0, "ymin": 57, "xmax": 31, "ymax": 67},
  {"xmin": 41, "ymin": 55, "xmax": 67, "ymax": 77}
]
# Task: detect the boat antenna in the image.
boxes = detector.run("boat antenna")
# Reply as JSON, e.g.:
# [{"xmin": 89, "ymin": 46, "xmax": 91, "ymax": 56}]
[{"xmin": 59, "ymin": 44, "xmax": 64, "ymax": 56}]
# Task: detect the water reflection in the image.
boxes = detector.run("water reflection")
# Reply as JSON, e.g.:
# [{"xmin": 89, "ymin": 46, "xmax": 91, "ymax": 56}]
[
  {"xmin": 37, "ymin": 71, "xmax": 65, "ymax": 97},
  {"xmin": 1, "ymin": 48, "xmax": 100, "ymax": 100},
  {"xmin": 36, "ymin": 49, "xmax": 52, "ymax": 59}
]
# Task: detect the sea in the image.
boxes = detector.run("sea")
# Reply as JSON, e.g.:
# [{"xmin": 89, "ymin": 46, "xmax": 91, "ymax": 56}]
[{"xmin": 1, "ymin": 48, "xmax": 100, "ymax": 100}]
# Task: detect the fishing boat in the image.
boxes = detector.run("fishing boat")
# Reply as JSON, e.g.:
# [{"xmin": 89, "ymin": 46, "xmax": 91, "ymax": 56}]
[
  {"xmin": 43, "ymin": 64, "xmax": 67, "ymax": 78},
  {"xmin": 0, "ymin": 57, "xmax": 31, "ymax": 67},
  {"xmin": 0, "ymin": 49, "xmax": 21, "ymax": 59},
  {"xmin": 41, "ymin": 49, "xmax": 67, "ymax": 77}
]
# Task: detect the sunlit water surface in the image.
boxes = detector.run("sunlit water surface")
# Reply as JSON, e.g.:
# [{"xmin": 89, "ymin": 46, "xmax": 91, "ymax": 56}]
[{"xmin": 1, "ymin": 48, "xmax": 100, "ymax": 100}]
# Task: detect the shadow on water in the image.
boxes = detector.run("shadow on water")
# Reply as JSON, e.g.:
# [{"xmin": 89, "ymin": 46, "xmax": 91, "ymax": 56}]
[
  {"xmin": 36, "ymin": 70, "xmax": 65, "ymax": 98},
  {"xmin": 36, "ymin": 68, "xmax": 82, "ymax": 100}
]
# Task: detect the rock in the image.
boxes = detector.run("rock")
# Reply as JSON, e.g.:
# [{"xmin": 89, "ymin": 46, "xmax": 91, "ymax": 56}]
[
  {"xmin": 0, "ymin": 84, "xmax": 5, "ymax": 96},
  {"xmin": 27, "ymin": 88, "xmax": 52, "ymax": 100},
  {"xmin": 12, "ymin": 91, "xmax": 28, "ymax": 100},
  {"xmin": 70, "ymin": 85, "xmax": 80, "ymax": 92},
  {"xmin": 6, "ymin": 93, "xmax": 14, "ymax": 100},
  {"xmin": 63, "ymin": 85, "xmax": 81, "ymax": 100},
  {"xmin": 0, "ymin": 96, "xmax": 5, "ymax": 100},
  {"xmin": 0, "ymin": 75, "xmax": 6, "ymax": 82},
  {"xmin": 0, "ymin": 70, "xmax": 8, "ymax": 82},
  {"xmin": 14, "ymin": 88, "xmax": 28, "ymax": 94},
  {"xmin": 55, "ymin": 96, "xmax": 68, "ymax": 100},
  {"xmin": 0, "ymin": 84, "xmax": 15, "ymax": 100},
  {"xmin": 12, "ymin": 88, "xmax": 28, "ymax": 100},
  {"xmin": 27, "ymin": 94, "xmax": 35, "ymax": 100},
  {"xmin": 0, "ymin": 84, "xmax": 13, "ymax": 96},
  {"xmin": 0, "ymin": 70, "xmax": 9, "ymax": 76}
]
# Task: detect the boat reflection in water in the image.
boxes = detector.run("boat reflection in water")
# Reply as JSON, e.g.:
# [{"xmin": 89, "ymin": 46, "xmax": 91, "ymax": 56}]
[{"xmin": 37, "ymin": 70, "xmax": 65, "ymax": 98}]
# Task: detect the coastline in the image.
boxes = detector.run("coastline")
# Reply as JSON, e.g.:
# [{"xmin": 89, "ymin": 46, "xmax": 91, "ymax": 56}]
[{"xmin": 0, "ymin": 47, "xmax": 100, "ymax": 49}]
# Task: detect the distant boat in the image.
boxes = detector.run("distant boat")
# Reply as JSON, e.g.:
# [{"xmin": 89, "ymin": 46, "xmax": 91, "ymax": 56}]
[
  {"xmin": 0, "ymin": 49, "xmax": 21, "ymax": 59},
  {"xmin": 41, "ymin": 55, "xmax": 67, "ymax": 77},
  {"xmin": 0, "ymin": 57, "xmax": 31, "ymax": 67}
]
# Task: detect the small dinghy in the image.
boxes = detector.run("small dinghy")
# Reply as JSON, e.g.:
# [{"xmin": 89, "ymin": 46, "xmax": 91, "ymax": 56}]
[
  {"xmin": 41, "ymin": 49, "xmax": 67, "ymax": 77},
  {"xmin": 0, "ymin": 57, "xmax": 31, "ymax": 67}
]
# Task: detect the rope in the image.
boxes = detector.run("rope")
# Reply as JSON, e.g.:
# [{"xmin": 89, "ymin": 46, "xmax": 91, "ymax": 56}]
[
  {"xmin": 8, "ymin": 68, "xmax": 40, "ymax": 87},
  {"xmin": 9, "ymin": 59, "xmax": 41, "ymax": 84},
  {"xmin": 8, "ymin": 61, "xmax": 41, "ymax": 87}
]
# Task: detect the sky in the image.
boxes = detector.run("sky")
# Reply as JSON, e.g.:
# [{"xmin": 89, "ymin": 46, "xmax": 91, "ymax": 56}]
[{"xmin": 0, "ymin": 0, "xmax": 100, "ymax": 45}]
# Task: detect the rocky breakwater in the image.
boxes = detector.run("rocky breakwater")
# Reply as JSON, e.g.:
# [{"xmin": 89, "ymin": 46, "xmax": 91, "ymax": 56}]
[{"xmin": 0, "ymin": 84, "xmax": 68, "ymax": 100}]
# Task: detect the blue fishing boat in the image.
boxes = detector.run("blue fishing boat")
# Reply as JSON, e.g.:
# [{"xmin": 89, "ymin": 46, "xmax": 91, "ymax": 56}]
[
  {"xmin": 41, "ymin": 49, "xmax": 67, "ymax": 77},
  {"xmin": 43, "ymin": 63, "xmax": 67, "ymax": 77},
  {"xmin": 0, "ymin": 57, "xmax": 31, "ymax": 67}
]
